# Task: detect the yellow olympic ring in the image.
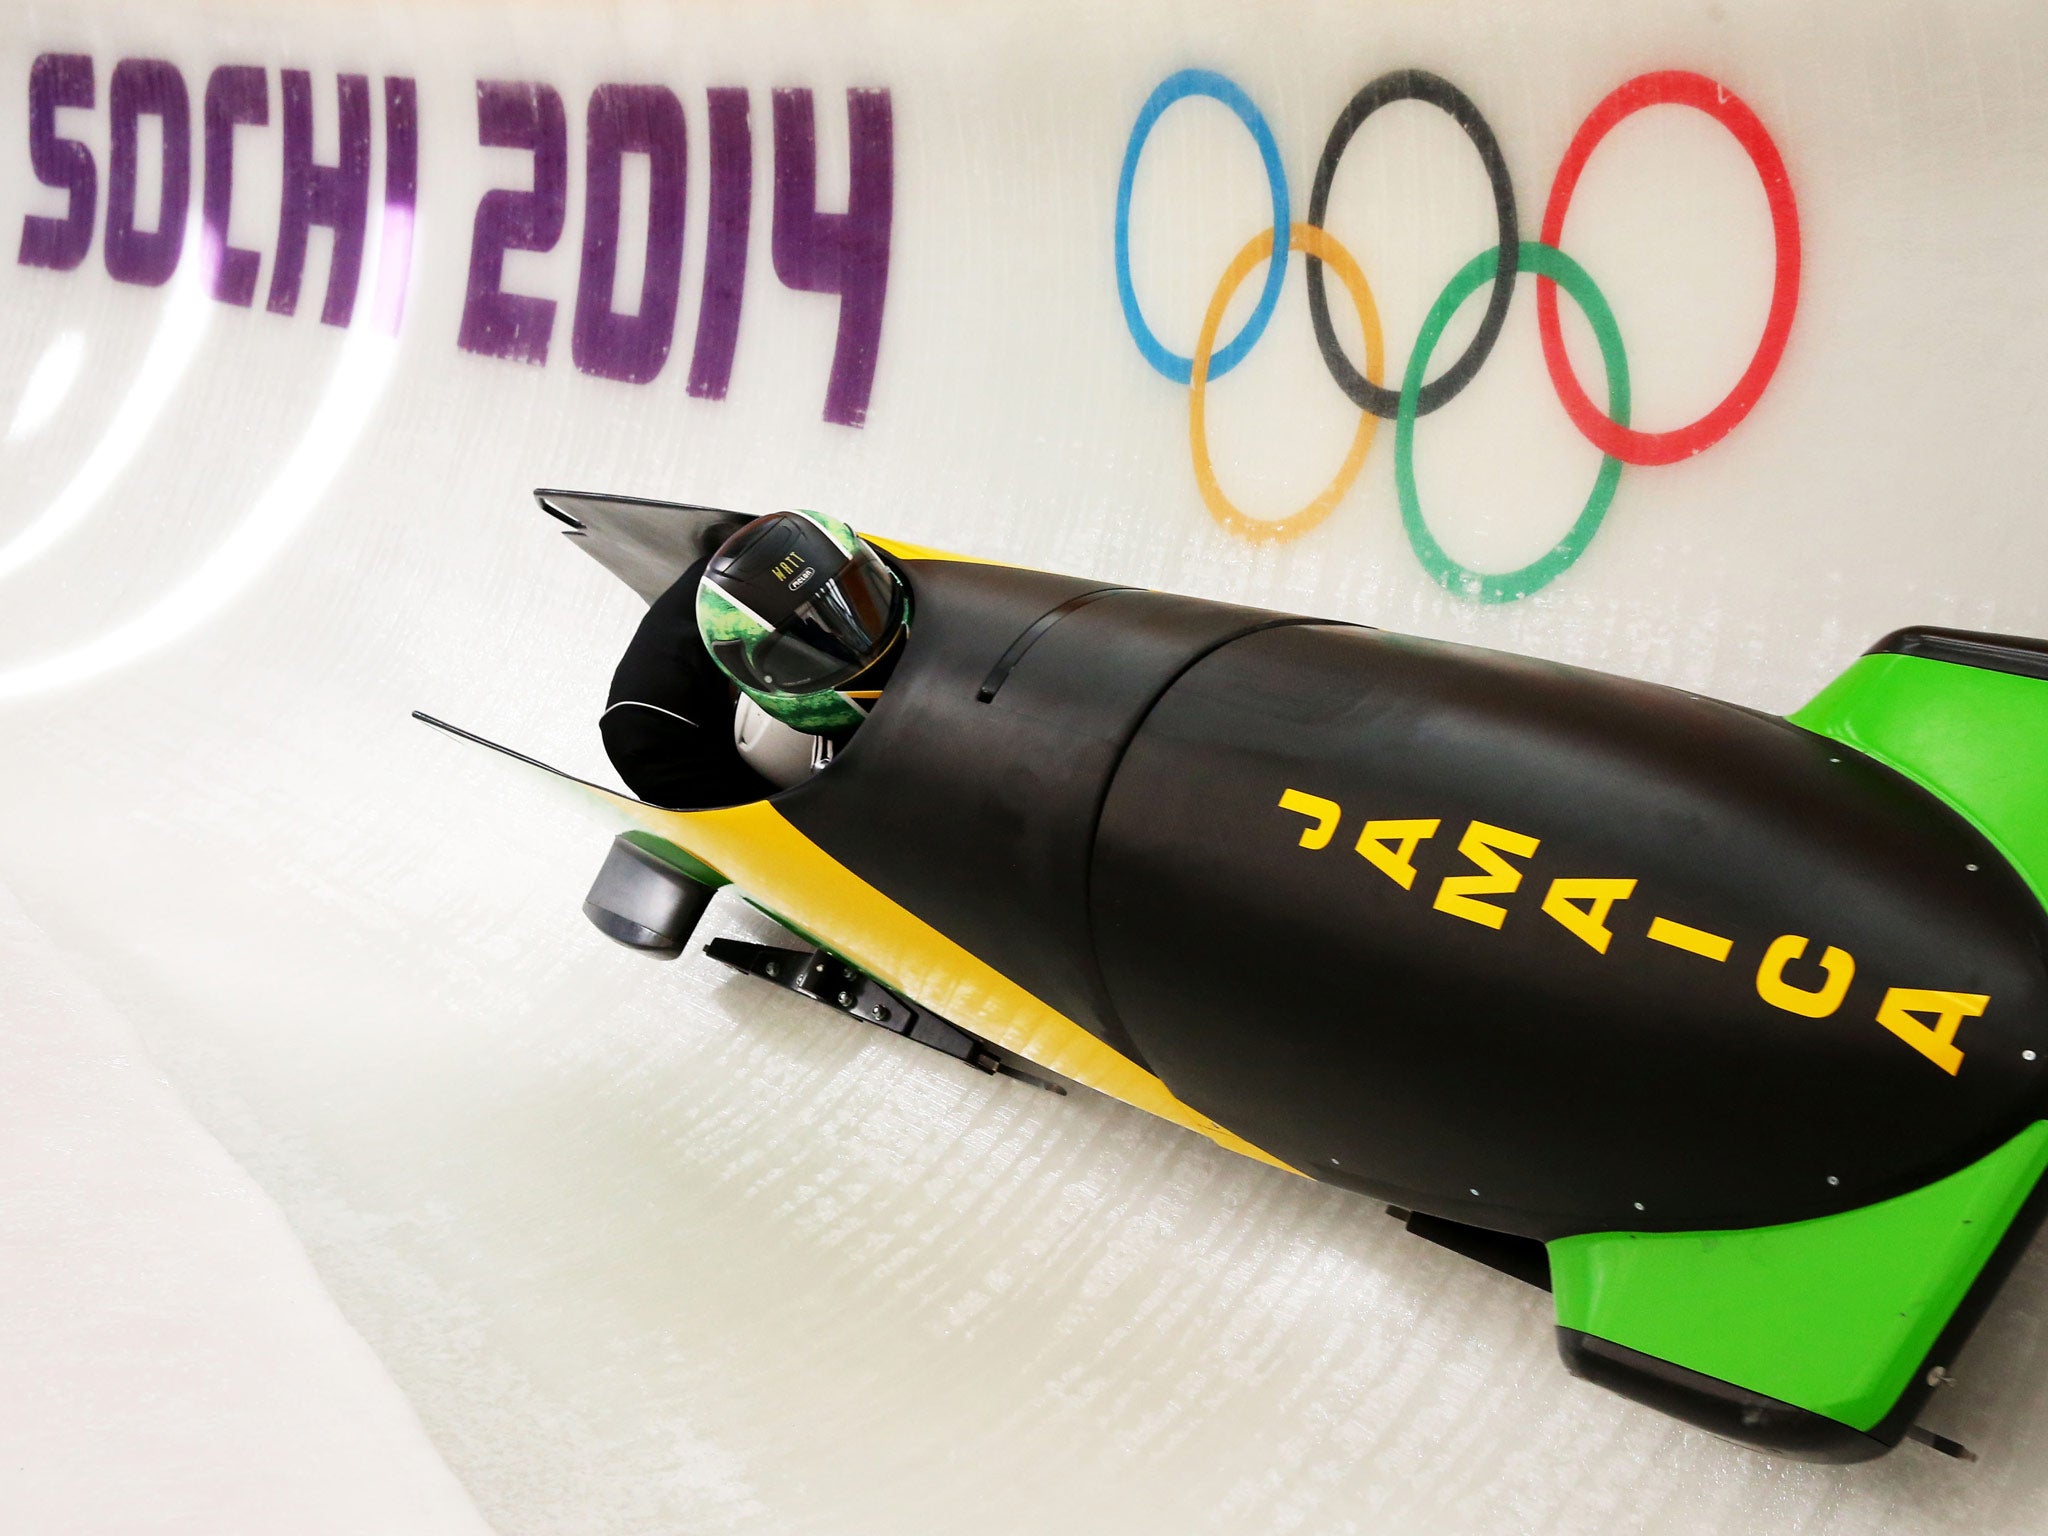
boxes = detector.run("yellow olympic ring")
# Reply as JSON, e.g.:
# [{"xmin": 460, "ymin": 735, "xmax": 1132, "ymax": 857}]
[{"xmin": 1189, "ymin": 221, "xmax": 1384, "ymax": 545}]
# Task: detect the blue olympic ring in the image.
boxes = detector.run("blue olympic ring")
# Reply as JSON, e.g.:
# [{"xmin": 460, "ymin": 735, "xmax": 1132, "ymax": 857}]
[{"xmin": 1114, "ymin": 69, "xmax": 1290, "ymax": 386}]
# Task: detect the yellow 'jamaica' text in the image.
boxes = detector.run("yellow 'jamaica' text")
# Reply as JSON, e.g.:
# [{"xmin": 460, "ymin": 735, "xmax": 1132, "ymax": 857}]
[{"xmin": 1276, "ymin": 788, "xmax": 1986, "ymax": 1076}]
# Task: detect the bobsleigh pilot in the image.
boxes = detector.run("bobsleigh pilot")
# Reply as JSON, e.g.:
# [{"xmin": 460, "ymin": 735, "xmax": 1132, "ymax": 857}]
[{"xmin": 601, "ymin": 510, "xmax": 907, "ymax": 807}]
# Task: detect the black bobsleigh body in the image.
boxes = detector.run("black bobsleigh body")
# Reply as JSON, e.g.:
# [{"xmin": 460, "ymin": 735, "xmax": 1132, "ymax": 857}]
[{"xmin": 422, "ymin": 489, "xmax": 2048, "ymax": 1463}]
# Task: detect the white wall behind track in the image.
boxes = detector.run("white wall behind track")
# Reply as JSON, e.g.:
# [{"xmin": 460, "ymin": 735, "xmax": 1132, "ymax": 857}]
[{"xmin": 5, "ymin": 2, "xmax": 2048, "ymax": 1532}]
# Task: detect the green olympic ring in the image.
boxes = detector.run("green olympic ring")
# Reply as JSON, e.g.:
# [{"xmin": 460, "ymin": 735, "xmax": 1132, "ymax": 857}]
[{"xmin": 1396, "ymin": 241, "xmax": 1631, "ymax": 604}]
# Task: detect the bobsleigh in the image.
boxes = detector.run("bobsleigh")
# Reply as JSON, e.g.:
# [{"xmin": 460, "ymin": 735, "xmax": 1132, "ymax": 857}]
[{"xmin": 420, "ymin": 488, "xmax": 2048, "ymax": 1462}]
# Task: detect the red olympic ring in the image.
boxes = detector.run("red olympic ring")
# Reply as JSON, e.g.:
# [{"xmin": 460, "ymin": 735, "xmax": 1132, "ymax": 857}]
[{"xmin": 1536, "ymin": 70, "xmax": 1801, "ymax": 467}]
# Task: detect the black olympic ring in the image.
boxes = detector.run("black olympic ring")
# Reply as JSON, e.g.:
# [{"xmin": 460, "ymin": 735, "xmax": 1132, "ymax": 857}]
[{"xmin": 1304, "ymin": 69, "xmax": 1519, "ymax": 420}]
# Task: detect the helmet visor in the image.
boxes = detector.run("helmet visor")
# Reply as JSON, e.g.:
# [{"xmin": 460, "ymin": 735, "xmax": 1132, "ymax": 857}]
[{"xmin": 710, "ymin": 546, "xmax": 900, "ymax": 695}]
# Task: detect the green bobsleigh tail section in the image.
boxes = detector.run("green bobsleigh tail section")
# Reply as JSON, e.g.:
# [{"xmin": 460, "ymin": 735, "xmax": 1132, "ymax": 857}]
[
  {"xmin": 1549, "ymin": 630, "xmax": 2048, "ymax": 1458},
  {"xmin": 1796, "ymin": 636, "xmax": 2048, "ymax": 910}
]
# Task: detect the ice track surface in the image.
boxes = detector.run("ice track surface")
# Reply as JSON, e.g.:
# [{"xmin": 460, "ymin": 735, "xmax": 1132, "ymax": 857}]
[{"xmin": 7, "ymin": 1, "xmax": 2048, "ymax": 1531}]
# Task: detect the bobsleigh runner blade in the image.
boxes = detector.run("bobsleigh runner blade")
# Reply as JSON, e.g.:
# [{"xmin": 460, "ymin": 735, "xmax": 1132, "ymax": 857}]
[
  {"xmin": 1904, "ymin": 1425, "xmax": 1977, "ymax": 1461},
  {"xmin": 703, "ymin": 938, "xmax": 1066, "ymax": 1094}
]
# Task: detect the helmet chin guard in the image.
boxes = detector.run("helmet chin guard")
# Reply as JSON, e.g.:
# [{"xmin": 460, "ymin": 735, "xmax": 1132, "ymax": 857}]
[{"xmin": 696, "ymin": 510, "xmax": 907, "ymax": 734}]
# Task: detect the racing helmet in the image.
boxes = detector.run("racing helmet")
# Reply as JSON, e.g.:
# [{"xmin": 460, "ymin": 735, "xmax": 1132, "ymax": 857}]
[{"xmin": 695, "ymin": 510, "xmax": 907, "ymax": 734}]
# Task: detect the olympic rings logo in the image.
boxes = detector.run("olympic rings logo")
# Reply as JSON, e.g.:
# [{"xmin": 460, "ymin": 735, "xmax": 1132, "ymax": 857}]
[{"xmin": 1113, "ymin": 68, "xmax": 1801, "ymax": 601}]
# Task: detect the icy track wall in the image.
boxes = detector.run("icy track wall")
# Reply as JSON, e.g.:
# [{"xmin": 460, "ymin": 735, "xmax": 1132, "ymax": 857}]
[{"xmin": 5, "ymin": 1, "xmax": 2048, "ymax": 1532}]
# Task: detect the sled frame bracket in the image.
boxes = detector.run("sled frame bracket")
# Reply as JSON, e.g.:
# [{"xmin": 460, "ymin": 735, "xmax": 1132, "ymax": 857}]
[{"xmin": 704, "ymin": 938, "xmax": 1066, "ymax": 1093}]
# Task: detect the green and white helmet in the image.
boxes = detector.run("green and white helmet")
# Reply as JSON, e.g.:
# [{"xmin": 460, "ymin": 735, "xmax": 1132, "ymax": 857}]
[{"xmin": 695, "ymin": 510, "xmax": 907, "ymax": 734}]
